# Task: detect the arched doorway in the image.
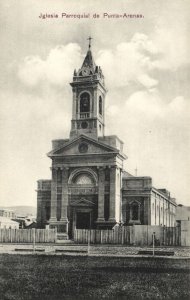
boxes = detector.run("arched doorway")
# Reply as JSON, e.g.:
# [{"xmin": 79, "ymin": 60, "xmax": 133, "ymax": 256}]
[{"xmin": 68, "ymin": 169, "xmax": 98, "ymax": 237}]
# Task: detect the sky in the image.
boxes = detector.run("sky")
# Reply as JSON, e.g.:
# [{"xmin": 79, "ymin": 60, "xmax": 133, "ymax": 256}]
[{"xmin": 0, "ymin": 0, "xmax": 189, "ymax": 207}]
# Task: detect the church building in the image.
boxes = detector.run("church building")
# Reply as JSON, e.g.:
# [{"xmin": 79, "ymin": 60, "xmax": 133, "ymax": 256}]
[{"xmin": 37, "ymin": 39, "xmax": 177, "ymax": 239}]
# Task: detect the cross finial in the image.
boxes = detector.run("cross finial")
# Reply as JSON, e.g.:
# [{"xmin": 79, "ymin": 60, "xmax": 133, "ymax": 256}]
[{"xmin": 87, "ymin": 36, "xmax": 93, "ymax": 49}]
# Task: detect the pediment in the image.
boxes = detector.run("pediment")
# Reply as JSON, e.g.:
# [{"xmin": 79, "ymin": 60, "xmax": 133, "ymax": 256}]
[
  {"xmin": 71, "ymin": 198, "xmax": 95, "ymax": 206},
  {"xmin": 48, "ymin": 135, "xmax": 118, "ymax": 157}
]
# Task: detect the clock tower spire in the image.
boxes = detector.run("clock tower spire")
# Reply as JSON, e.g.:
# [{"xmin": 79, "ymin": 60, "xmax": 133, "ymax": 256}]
[{"xmin": 70, "ymin": 38, "xmax": 107, "ymax": 140}]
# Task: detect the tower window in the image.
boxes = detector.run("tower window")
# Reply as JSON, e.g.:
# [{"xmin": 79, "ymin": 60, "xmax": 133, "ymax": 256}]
[
  {"xmin": 99, "ymin": 96, "xmax": 102, "ymax": 115},
  {"xmin": 80, "ymin": 93, "xmax": 90, "ymax": 113}
]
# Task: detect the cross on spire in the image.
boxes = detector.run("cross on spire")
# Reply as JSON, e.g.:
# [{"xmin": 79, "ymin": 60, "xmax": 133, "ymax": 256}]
[{"xmin": 87, "ymin": 36, "xmax": 93, "ymax": 49}]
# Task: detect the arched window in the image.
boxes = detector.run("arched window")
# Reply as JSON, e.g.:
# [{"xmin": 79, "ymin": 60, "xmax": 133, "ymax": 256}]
[
  {"xmin": 74, "ymin": 174, "xmax": 94, "ymax": 185},
  {"xmin": 80, "ymin": 93, "xmax": 90, "ymax": 113},
  {"xmin": 129, "ymin": 201, "xmax": 141, "ymax": 224},
  {"xmin": 99, "ymin": 96, "xmax": 102, "ymax": 115}
]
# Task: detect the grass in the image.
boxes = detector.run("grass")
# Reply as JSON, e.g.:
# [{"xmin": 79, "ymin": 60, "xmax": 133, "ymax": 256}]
[{"xmin": 0, "ymin": 254, "xmax": 189, "ymax": 300}]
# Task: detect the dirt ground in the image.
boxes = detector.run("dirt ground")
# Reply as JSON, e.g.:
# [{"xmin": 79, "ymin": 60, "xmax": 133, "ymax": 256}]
[{"xmin": 0, "ymin": 243, "xmax": 190, "ymax": 257}]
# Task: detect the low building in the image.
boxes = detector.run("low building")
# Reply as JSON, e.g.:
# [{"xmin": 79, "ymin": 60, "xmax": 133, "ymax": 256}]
[
  {"xmin": 0, "ymin": 217, "xmax": 19, "ymax": 229},
  {"xmin": 176, "ymin": 205, "xmax": 190, "ymax": 221},
  {"xmin": 0, "ymin": 209, "xmax": 15, "ymax": 219}
]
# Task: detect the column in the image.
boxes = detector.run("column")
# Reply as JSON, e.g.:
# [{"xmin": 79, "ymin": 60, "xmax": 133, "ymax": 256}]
[
  {"xmin": 97, "ymin": 167, "xmax": 105, "ymax": 222},
  {"xmin": 60, "ymin": 167, "xmax": 69, "ymax": 222},
  {"xmin": 49, "ymin": 167, "xmax": 57, "ymax": 222},
  {"xmin": 109, "ymin": 166, "xmax": 116, "ymax": 222}
]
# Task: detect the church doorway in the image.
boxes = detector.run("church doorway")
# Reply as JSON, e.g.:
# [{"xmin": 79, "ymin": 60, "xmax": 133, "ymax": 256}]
[{"xmin": 76, "ymin": 212, "xmax": 91, "ymax": 229}]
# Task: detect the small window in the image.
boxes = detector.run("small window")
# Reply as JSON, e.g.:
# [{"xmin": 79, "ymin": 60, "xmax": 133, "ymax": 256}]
[
  {"xmin": 81, "ymin": 121, "xmax": 88, "ymax": 129},
  {"xmin": 99, "ymin": 96, "xmax": 102, "ymax": 115}
]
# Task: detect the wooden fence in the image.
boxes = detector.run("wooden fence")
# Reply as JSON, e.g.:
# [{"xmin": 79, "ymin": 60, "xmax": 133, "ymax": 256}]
[
  {"xmin": 0, "ymin": 229, "xmax": 57, "ymax": 243},
  {"xmin": 74, "ymin": 225, "xmax": 181, "ymax": 246},
  {"xmin": 74, "ymin": 226, "xmax": 134, "ymax": 244}
]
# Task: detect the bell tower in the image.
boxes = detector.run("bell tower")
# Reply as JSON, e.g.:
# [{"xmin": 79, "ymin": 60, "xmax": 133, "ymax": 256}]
[{"xmin": 70, "ymin": 37, "xmax": 107, "ymax": 140}]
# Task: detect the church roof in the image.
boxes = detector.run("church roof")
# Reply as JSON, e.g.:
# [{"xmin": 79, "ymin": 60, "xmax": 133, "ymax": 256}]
[{"xmin": 122, "ymin": 171, "xmax": 134, "ymax": 178}]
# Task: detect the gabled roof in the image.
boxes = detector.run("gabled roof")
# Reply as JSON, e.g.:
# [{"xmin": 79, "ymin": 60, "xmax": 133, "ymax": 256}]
[{"xmin": 47, "ymin": 134, "xmax": 121, "ymax": 158}]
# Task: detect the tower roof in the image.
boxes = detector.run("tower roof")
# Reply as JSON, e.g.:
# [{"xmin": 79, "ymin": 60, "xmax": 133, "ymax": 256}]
[
  {"xmin": 81, "ymin": 36, "xmax": 96, "ymax": 70},
  {"xmin": 72, "ymin": 37, "xmax": 105, "ymax": 87},
  {"xmin": 81, "ymin": 49, "xmax": 96, "ymax": 71}
]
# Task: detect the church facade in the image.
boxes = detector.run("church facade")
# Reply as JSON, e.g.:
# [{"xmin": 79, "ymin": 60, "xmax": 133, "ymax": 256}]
[{"xmin": 36, "ymin": 41, "xmax": 177, "ymax": 238}]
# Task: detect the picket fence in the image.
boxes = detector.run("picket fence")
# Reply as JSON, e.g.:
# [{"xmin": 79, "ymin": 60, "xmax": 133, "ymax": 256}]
[
  {"xmin": 74, "ymin": 226, "xmax": 134, "ymax": 245},
  {"xmin": 0, "ymin": 229, "xmax": 57, "ymax": 243},
  {"xmin": 74, "ymin": 225, "xmax": 181, "ymax": 246}
]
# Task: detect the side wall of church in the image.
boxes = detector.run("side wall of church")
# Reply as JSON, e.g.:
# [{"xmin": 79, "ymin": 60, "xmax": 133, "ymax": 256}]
[{"xmin": 150, "ymin": 190, "xmax": 176, "ymax": 227}]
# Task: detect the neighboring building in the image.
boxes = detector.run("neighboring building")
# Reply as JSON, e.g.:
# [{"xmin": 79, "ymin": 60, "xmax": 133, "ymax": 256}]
[
  {"xmin": 176, "ymin": 205, "xmax": 190, "ymax": 246},
  {"xmin": 176, "ymin": 205, "xmax": 190, "ymax": 221},
  {"xmin": 12, "ymin": 215, "xmax": 37, "ymax": 229},
  {"xmin": 0, "ymin": 209, "xmax": 15, "ymax": 219},
  {"xmin": 0, "ymin": 217, "xmax": 19, "ymax": 229},
  {"xmin": 36, "ymin": 40, "xmax": 177, "ymax": 238}
]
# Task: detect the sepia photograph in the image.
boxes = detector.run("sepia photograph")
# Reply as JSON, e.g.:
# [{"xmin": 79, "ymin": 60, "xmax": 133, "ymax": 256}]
[{"xmin": 0, "ymin": 0, "xmax": 189, "ymax": 299}]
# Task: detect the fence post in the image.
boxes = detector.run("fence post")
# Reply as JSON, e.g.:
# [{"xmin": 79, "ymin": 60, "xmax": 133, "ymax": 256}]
[
  {"xmin": 87, "ymin": 230, "xmax": 90, "ymax": 254},
  {"xmin": 33, "ymin": 228, "xmax": 36, "ymax": 253},
  {"xmin": 152, "ymin": 232, "xmax": 155, "ymax": 256},
  {"xmin": 163, "ymin": 225, "xmax": 165, "ymax": 246}
]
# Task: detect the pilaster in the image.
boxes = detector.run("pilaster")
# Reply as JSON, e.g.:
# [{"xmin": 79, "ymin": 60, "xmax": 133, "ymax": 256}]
[
  {"xmin": 144, "ymin": 196, "xmax": 151, "ymax": 225},
  {"xmin": 109, "ymin": 166, "xmax": 117, "ymax": 223},
  {"xmin": 97, "ymin": 167, "xmax": 105, "ymax": 222},
  {"xmin": 60, "ymin": 167, "xmax": 69, "ymax": 222}
]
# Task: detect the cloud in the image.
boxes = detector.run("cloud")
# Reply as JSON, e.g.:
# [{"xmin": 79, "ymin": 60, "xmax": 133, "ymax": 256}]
[
  {"xmin": 96, "ymin": 33, "xmax": 158, "ymax": 89},
  {"xmin": 151, "ymin": 27, "xmax": 189, "ymax": 70},
  {"xmin": 18, "ymin": 43, "xmax": 82, "ymax": 87},
  {"xmin": 105, "ymin": 89, "xmax": 190, "ymax": 203}
]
